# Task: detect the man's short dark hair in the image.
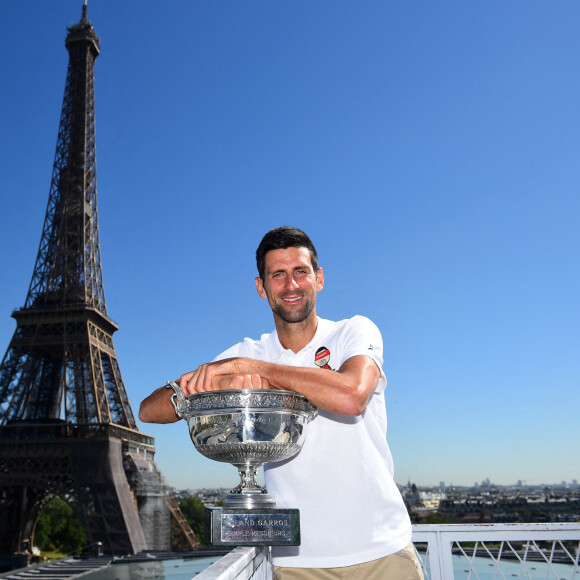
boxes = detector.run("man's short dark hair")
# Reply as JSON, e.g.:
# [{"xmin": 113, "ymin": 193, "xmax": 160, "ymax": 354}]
[{"xmin": 256, "ymin": 226, "xmax": 319, "ymax": 281}]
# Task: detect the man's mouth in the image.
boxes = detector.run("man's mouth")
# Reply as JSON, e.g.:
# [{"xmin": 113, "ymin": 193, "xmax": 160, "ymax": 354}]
[{"xmin": 282, "ymin": 295, "xmax": 303, "ymax": 304}]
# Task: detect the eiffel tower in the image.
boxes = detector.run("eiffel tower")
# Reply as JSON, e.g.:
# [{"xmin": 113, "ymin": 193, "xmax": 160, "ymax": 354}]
[{"xmin": 0, "ymin": 4, "xmax": 198, "ymax": 560}]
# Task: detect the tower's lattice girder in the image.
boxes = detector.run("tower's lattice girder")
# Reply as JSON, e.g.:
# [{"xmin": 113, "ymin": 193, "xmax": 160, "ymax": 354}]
[{"xmin": 0, "ymin": 5, "xmax": 198, "ymax": 560}]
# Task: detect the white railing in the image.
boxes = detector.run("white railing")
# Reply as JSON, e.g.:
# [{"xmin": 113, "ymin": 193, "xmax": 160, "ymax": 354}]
[
  {"xmin": 412, "ymin": 522, "xmax": 580, "ymax": 579},
  {"xmin": 196, "ymin": 523, "xmax": 580, "ymax": 580},
  {"xmin": 197, "ymin": 546, "xmax": 271, "ymax": 580}
]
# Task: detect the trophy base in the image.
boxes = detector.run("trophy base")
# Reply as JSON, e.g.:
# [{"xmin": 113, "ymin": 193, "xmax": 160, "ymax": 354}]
[
  {"xmin": 223, "ymin": 489, "xmax": 277, "ymax": 509},
  {"xmin": 205, "ymin": 507, "xmax": 300, "ymax": 546}
]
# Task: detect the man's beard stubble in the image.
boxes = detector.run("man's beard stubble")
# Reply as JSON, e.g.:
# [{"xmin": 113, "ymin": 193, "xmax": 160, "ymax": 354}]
[{"xmin": 269, "ymin": 293, "xmax": 316, "ymax": 325}]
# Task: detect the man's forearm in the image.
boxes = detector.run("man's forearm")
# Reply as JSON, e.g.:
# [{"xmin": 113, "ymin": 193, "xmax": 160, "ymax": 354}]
[
  {"xmin": 176, "ymin": 354, "xmax": 380, "ymax": 416},
  {"xmin": 139, "ymin": 386, "xmax": 180, "ymax": 423},
  {"xmin": 230, "ymin": 356, "xmax": 379, "ymax": 416}
]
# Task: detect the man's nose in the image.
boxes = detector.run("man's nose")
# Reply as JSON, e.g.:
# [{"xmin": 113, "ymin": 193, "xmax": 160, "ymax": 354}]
[{"xmin": 285, "ymin": 276, "xmax": 299, "ymax": 290}]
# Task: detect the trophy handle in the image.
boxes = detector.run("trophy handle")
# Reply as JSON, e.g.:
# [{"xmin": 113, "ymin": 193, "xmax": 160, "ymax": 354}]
[{"xmin": 165, "ymin": 380, "xmax": 188, "ymax": 419}]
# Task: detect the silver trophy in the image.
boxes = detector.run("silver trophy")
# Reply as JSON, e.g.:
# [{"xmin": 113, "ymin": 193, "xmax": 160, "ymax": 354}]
[{"xmin": 165, "ymin": 382, "xmax": 317, "ymax": 545}]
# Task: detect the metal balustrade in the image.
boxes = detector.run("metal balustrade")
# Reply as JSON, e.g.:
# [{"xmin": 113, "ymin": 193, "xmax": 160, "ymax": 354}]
[
  {"xmin": 196, "ymin": 523, "xmax": 580, "ymax": 580},
  {"xmin": 412, "ymin": 523, "xmax": 580, "ymax": 579}
]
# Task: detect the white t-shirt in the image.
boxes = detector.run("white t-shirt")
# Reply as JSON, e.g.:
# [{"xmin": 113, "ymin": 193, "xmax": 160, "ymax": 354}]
[{"xmin": 214, "ymin": 315, "xmax": 412, "ymax": 568}]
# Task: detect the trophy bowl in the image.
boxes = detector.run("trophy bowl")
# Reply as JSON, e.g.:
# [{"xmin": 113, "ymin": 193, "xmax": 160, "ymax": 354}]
[{"xmin": 166, "ymin": 384, "xmax": 317, "ymax": 509}]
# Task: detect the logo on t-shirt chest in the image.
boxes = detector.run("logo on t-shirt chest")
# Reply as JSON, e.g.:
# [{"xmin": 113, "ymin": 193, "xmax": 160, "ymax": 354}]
[{"xmin": 314, "ymin": 346, "xmax": 334, "ymax": 371}]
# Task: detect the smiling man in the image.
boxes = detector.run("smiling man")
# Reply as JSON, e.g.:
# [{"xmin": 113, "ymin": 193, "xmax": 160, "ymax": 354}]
[{"xmin": 139, "ymin": 226, "xmax": 422, "ymax": 580}]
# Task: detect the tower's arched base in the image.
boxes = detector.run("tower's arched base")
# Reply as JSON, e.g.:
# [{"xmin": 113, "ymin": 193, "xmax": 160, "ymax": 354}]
[{"xmin": 0, "ymin": 424, "xmax": 177, "ymax": 557}]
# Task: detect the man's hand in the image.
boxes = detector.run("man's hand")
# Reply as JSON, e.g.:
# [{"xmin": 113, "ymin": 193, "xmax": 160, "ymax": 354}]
[
  {"xmin": 138, "ymin": 362, "xmax": 270, "ymax": 424},
  {"xmin": 178, "ymin": 358, "xmax": 269, "ymax": 395},
  {"xmin": 214, "ymin": 374, "xmax": 271, "ymax": 391}
]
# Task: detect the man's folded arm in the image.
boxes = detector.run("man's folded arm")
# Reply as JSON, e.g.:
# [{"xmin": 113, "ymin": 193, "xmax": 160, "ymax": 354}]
[
  {"xmin": 179, "ymin": 355, "xmax": 381, "ymax": 416},
  {"xmin": 243, "ymin": 355, "xmax": 380, "ymax": 416},
  {"xmin": 139, "ymin": 373, "xmax": 271, "ymax": 423}
]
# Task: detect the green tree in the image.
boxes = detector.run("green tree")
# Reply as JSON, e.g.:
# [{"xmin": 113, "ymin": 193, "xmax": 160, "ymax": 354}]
[
  {"xmin": 179, "ymin": 497, "xmax": 207, "ymax": 546},
  {"xmin": 420, "ymin": 513, "xmax": 457, "ymax": 524},
  {"xmin": 34, "ymin": 498, "xmax": 87, "ymax": 555}
]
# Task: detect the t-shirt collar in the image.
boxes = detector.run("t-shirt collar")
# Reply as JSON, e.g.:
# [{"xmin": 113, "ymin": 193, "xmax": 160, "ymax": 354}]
[{"xmin": 268, "ymin": 317, "xmax": 326, "ymax": 360}]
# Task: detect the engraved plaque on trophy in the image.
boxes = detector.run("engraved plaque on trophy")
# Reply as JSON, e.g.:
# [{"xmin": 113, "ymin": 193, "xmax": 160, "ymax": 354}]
[{"xmin": 165, "ymin": 382, "xmax": 317, "ymax": 546}]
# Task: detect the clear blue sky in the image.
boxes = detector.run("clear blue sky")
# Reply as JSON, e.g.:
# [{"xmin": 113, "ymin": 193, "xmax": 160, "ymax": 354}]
[{"xmin": 1, "ymin": 1, "xmax": 578, "ymax": 489}]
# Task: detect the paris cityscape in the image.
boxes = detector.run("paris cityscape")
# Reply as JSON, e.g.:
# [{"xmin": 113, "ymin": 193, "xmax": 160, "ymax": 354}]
[{"xmin": 178, "ymin": 478, "xmax": 580, "ymax": 525}]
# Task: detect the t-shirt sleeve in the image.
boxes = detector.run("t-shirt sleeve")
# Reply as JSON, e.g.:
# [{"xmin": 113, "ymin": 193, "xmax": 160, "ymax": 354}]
[
  {"xmin": 341, "ymin": 316, "xmax": 386, "ymax": 385},
  {"xmin": 212, "ymin": 338, "xmax": 255, "ymax": 362}
]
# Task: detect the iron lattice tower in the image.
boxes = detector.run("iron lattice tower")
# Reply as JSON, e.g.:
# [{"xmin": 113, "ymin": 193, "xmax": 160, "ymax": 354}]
[{"xmin": 0, "ymin": 5, "xmax": 198, "ymax": 559}]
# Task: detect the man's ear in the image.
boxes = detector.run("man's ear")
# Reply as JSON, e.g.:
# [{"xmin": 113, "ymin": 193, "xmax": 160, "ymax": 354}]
[
  {"xmin": 255, "ymin": 277, "xmax": 267, "ymax": 299},
  {"xmin": 316, "ymin": 267, "xmax": 324, "ymax": 292}
]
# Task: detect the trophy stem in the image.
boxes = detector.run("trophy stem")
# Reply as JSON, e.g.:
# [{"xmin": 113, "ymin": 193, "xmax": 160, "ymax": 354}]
[{"xmin": 223, "ymin": 463, "xmax": 276, "ymax": 509}]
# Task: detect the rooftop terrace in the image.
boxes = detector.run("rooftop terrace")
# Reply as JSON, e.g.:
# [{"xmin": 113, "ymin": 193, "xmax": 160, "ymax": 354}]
[{"xmin": 2, "ymin": 522, "xmax": 579, "ymax": 579}]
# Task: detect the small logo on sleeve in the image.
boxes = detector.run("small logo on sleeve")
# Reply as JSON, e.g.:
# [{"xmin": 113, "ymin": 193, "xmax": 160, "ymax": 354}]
[{"xmin": 314, "ymin": 346, "xmax": 332, "ymax": 370}]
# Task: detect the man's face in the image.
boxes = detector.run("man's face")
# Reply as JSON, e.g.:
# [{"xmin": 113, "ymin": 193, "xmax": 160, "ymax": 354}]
[{"xmin": 255, "ymin": 247, "xmax": 324, "ymax": 325}]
